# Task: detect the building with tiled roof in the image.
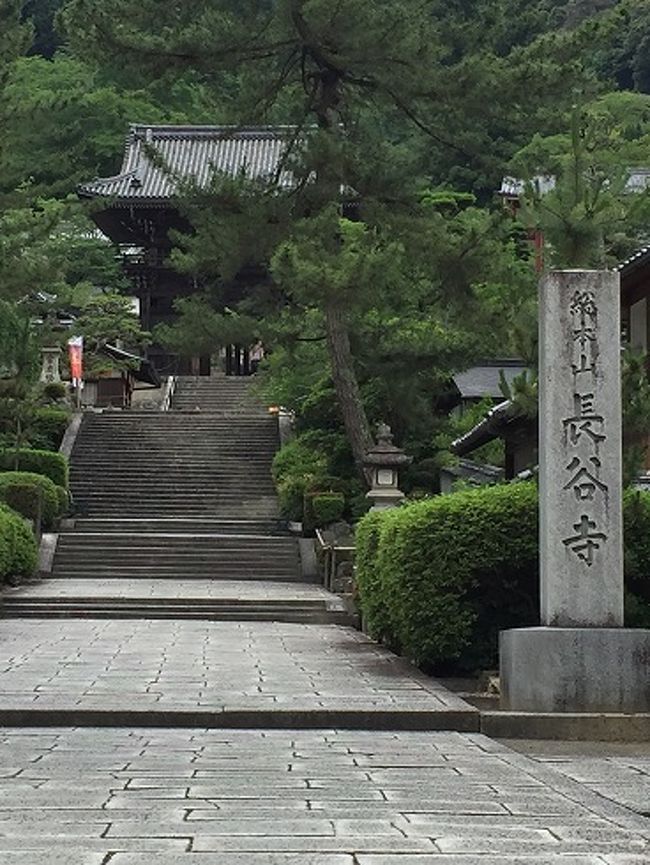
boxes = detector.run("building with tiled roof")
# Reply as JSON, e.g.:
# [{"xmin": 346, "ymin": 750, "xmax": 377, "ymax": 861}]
[
  {"xmin": 80, "ymin": 125, "xmax": 302, "ymax": 374},
  {"xmin": 79, "ymin": 125, "xmax": 300, "ymax": 206},
  {"xmin": 498, "ymin": 169, "xmax": 650, "ymax": 202}
]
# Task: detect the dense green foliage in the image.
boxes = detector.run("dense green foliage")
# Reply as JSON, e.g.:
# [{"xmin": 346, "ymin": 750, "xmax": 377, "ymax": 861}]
[
  {"xmin": 0, "ymin": 470, "xmax": 64, "ymax": 529},
  {"xmin": 311, "ymin": 493, "xmax": 346, "ymax": 528},
  {"xmin": 272, "ymin": 430, "xmax": 365, "ymax": 524},
  {"xmin": 356, "ymin": 483, "xmax": 650, "ymax": 672},
  {"xmin": 0, "ymin": 448, "xmax": 68, "ymax": 489},
  {"xmin": 0, "ymin": 503, "xmax": 38, "ymax": 582},
  {"xmin": 1, "ymin": 1, "xmax": 649, "ymax": 493},
  {"xmin": 28, "ymin": 407, "xmax": 70, "ymax": 452}
]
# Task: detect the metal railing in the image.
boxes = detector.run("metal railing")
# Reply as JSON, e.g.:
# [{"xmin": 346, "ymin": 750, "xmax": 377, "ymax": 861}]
[{"xmin": 315, "ymin": 529, "xmax": 355, "ymax": 591}]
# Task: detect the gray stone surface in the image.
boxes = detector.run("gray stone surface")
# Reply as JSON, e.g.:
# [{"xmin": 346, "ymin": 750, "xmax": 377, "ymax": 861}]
[
  {"xmin": 503, "ymin": 271, "xmax": 649, "ymax": 715},
  {"xmin": 0, "ymin": 619, "xmax": 473, "ymax": 719},
  {"xmin": 5, "ymin": 578, "xmax": 335, "ymax": 602},
  {"xmin": 58, "ymin": 411, "xmax": 83, "ymax": 459},
  {"xmin": 0, "ymin": 729, "xmax": 647, "ymax": 862},
  {"xmin": 500, "ymin": 628, "xmax": 650, "ymax": 713},
  {"xmin": 506, "ymin": 740, "xmax": 650, "ymax": 817},
  {"xmin": 36, "ymin": 533, "xmax": 58, "ymax": 575},
  {"xmin": 539, "ymin": 270, "xmax": 623, "ymax": 627}
]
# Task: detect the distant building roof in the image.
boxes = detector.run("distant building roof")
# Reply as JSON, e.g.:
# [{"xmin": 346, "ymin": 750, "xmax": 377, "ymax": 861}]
[
  {"xmin": 499, "ymin": 175, "xmax": 556, "ymax": 199},
  {"xmin": 499, "ymin": 168, "xmax": 650, "ymax": 200},
  {"xmin": 440, "ymin": 458, "xmax": 504, "ymax": 484},
  {"xmin": 452, "ymin": 360, "xmax": 529, "ymax": 401},
  {"xmin": 79, "ymin": 125, "xmax": 302, "ymax": 203},
  {"xmin": 617, "ymin": 245, "xmax": 650, "ymax": 276}
]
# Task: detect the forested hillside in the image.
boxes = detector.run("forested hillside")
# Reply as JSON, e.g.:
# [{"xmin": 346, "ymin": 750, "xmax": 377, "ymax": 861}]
[{"xmin": 1, "ymin": 0, "xmax": 649, "ymax": 493}]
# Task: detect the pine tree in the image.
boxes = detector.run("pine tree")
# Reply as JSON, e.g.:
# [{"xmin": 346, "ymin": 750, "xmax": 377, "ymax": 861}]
[
  {"xmin": 59, "ymin": 0, "xmax": 580, "ymax": 474},
  {"xmin": 0, "ymin": 1, "xmax": 31, "ymax": 175}
]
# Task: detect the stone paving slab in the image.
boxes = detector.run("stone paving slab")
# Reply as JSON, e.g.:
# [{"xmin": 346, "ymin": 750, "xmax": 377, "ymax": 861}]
[
  {"xmin": 0, "ymin": 729, "xmax": 647, "ymax": 864},
  {"xmin": 504, "ymin": 741, "xmax": 650, "ymax": 817},
  {"xmin": 5, "ymin": 578, "xmax": 335, "ymax": 601},
  {"xmin": 0, "ymin": 619, "xmax": 476, "ymax": 728}
]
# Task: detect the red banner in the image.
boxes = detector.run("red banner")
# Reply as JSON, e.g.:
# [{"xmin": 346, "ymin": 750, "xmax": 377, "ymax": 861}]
[{"xmin": 68, "ymin": 336, "xmax": 83, "ymax": 385}]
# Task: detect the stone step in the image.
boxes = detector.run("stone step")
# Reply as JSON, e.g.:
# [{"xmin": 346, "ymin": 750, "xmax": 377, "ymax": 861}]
[
  {"xmin": 80, "ymin": 415, "xmax": 274, "ymax": 423},
  {"xmin": 71, "ymin": 486, "xmax": 277, "ymax": 495},
  {"xmin": 71, "ymin": 518, "xmax": 286, "ymax": 534},
  {"xmin": 70, "ymin": 497, "xmax": 279, "ymax": 504},
  {"xmin": 54, "ymin": 555, "xmax": 301, "ymax": 567},
  {"xmin": 0, "ymin": 602, "xmax": 349, "ymax": 624},
  {"xmin": 50, "ymin": 570, "xmax": 309, "ymax": 581},
  {"xmin": 57, "ymin": 532, "xmax": 297, "ymax": 544}
]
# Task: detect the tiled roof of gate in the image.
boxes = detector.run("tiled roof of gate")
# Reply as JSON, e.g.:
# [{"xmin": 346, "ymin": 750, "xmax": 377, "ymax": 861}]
[{"xmin": 79, "ymin": 125, "xmax": 301, "ymax": 202}]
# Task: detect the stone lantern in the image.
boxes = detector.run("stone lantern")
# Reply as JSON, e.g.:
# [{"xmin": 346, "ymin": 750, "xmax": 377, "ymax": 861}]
[
  {"xmin": 40, "ymin": 347, "xmax": 62, "ymax": 384},
  {"xmin": 363, "ymin": 423, "xmax": 412, "ymax": 511}
]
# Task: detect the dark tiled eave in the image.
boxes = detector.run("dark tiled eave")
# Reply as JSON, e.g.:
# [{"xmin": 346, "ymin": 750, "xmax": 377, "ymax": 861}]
[{"xmin": 79, "ymin": 124, "xmax": 302, "ymax": 203}]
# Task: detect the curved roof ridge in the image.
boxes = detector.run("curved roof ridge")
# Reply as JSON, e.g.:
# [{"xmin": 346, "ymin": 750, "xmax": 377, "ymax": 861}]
[{"xmin": 79, "ymin": 123, "xmax": 302, "ymax": 202}]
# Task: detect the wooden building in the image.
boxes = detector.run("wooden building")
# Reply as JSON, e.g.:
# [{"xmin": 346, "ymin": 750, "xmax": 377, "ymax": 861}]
[
  {"xmin": 620, "ymin": 246, "xmax": 650, "ymax": 352},
  {"xmin": 79, "ymin": 124, "xmax": 300, "ymax": 376}
]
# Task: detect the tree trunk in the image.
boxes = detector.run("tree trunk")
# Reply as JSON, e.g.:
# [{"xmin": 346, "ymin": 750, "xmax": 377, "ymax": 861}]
[
  {"xmin": 289, "ymin": 4, "xmax": 373, "ymax": 480},
  {"xmin": 325, "ymin": 301, "xmax": 373, "ymax": 481}
]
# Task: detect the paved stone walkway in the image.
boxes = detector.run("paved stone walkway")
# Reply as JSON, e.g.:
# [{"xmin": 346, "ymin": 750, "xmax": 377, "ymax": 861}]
[
  {"xmin": 0, "ymin": 728, "xmax": 648, "ymax": 864},
  {"xmin": 0, "ymin": 619, "xmax": 474, "ymax": 724},
  {"xmin": 507, "ymin": 741, "xmax": 650, "ymax": 818}
]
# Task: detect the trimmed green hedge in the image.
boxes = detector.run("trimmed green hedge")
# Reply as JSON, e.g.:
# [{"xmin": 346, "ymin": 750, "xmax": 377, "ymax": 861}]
[
  {"xmin": 355, "ymin": 483, "xmax": 650, "ymax": 673},
  {"xmin": 0, "ymin": 504, "xmax": 38, "ymax": 581},
  {"xmin": 312, "ymin": 492, "xmax": 345, "ymax": 527},
  {"xmin": 0, "ymin": 449, "xmax": 68, "ymax": 489},
  {"xmin": 30, "ymin": 408, "xmax": 71, "ymax": 452},
  {"xmin": 0, "ymin": 472, "xmax": 63, "ymax": 530}
]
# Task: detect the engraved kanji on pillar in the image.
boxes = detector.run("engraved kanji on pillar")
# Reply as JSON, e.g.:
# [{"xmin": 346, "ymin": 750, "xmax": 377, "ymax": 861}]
[{"xmin": 539, "ymin": 271, "xmax": 624, "ymax": 627}]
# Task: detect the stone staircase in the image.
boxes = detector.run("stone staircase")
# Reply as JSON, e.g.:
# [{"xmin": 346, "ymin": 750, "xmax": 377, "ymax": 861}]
[
  {"xmin": 2, "ymin": 375, "xmax": 353, "ymax": 625},
  {"xmin": 68, "ymin": 411, "xmax": 280, "ymax": 518},
  {"xmin": 52, "ymin": 531, "xmax": 303, "ymax": 581},
  {"xmin": 171, "ymin": 373, "xmax": 267, "ymax": 414}
]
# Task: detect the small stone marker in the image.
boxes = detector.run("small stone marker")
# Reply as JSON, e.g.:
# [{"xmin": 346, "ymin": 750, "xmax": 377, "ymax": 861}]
[
  {"xmin": 539, "ymin": 271, "xmax": 623, "ymax": 627},
  {"xmin": 501, "ymin": 270, "xmax": 650, "ymax": 714}
]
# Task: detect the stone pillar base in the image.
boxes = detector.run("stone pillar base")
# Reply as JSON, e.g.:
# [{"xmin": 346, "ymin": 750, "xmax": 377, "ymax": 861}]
[{"xmin": 500, "ymin": 627, "xmax": 650, "ymax": 713}]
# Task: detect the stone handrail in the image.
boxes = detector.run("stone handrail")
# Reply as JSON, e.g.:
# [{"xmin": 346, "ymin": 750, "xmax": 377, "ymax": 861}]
[{"xmin": 160, "ymin": 375, "xmax": 177, "ymax": 412}]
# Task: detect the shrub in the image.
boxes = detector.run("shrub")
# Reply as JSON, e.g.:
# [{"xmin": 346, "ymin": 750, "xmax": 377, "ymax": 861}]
[
  {"xmin": 29, "ymin": 408, "xmax": 71, "ymax": 452},
  {"xmin": 355, "ymin": 509, "xmax": 401, "ymax": 643},
  {"xmin": 0, "ymin": 472, "xmax": 62, "ymax": 530},
  {"xmin": 622, "ymin": 489, "xmax": 650, "ymax": 602},
  {"xmin": 272, "ymin": 436, "xmax": 328, "ymax": 485},
  {"xmin": 41, "ymin": 382, "xmax": 68, "ymax": 402},
  {"xmin": 273, "ymin": 435, "xmax": 330, "ymax": 523},
  {"xmin": 356, "ymin": 483, "xmax": 650, "ymax": 673},
  {"xmin": 312, "ymin": 492, "xmax": 345, "ymax": 527},
  {"xmin": 0, "ymin": 448, "xmax": 68, "ymax": 489},
  {"xmin": 0, "ymin": 504, "xmax": 37, "ymax": 581},
  {"xmin": 278, "ymin": 476, "xmax": 309, "ymax": 522}
]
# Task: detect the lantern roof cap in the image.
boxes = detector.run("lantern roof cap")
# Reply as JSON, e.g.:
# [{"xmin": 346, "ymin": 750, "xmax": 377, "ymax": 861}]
[{"xmin": 363, "ymin": 423, "xmax": 412, "ymax": 467}]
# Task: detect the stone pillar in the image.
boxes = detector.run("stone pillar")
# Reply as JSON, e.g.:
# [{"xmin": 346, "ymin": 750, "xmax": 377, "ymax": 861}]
[
  {"xmin": 40, "ymin": 347, "xmax": 62, "ymax": 384},
  {"xmin": 500, "ymin": 270, "xmax": 650, "ymax": 714},
  {"xmin": 539, "ymin": 270, "xmax": 623, "ymax": 627}
]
